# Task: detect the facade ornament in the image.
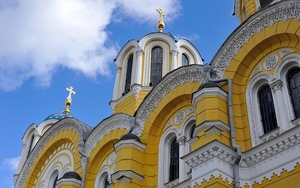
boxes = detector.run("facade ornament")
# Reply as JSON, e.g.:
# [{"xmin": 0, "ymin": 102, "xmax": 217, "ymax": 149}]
[
  {"xmin": 132, "ymin": 84, "xmax": 142, "ymax": 99},
  {"xmin": 211, "ymin": 2, "xmax": 300, "ymax": 78},
  {"xmin": 270, "ymin": 79, "xmax": 283, "ymax": 92},
  {"xmin": 250, "ymin": 63, "xmax": 262, "ymax": 79},
  {"xmin": 264, "ymin": 54, "xmax": 278, "ymax": 70},
  {"xmin": 63, "ymin": 86, "xmax": 76, "ymax": 114},
  {"xmin": 279, "ymin": 49, "xmax": 294, "ymax": 58},
  {"xmin": 135, "ymin": 65, "xmax": 206, "ymax": 136},
  {"xmin": 156, "ymin": 8, "xmax": 166, "ymax": 32},
  {"xmin": 174, "ymin": 110, "xmax": 186, "ymax": 124}
]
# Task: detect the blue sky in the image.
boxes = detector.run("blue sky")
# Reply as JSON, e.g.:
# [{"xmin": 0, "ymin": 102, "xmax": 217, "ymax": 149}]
[{"xmin": 0, "ymin": 1, "xmax": 239, "ymax": 187}]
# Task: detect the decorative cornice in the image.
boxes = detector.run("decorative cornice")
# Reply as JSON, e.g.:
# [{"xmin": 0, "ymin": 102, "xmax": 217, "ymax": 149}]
[
  {"xmin": 211, "ymin": 1, "xmax": 300, "ymax": 78},
  {"xmin": 114, "ymin": 139, "xmax": 146, "ymax": 152},
  {"xmin": 15, "ymin": 118, "xmax": 89, "ymax": 188},
  {"xmin": 111, "ymin": 170, "xmax": 144, "ymax": 182},
  {"xmin": 84, "ymin": 114, "xmax": 132, "ymax": 156},
  {"xmin": 182, "ymin": 140, "xmax": 235, "ymax": 169},
  {"xmin": 239, "ymin": 125, "xmax": 300, "ymax": 186},
  {"xmin": 134, "ymin": 65, "xmax": 206, "ymax": 136},
  {"xmin": 192, "ymin": 87, "xmax": 228, "ymax": 106}
]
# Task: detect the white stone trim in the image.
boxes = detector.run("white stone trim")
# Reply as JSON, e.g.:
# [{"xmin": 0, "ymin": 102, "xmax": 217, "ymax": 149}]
[
  {"xmin": 111, "ymin": 170, "xmax": 144, "ymax": 182},
  {"xmin": 192, "ymin": 87, "xmax": 228, "ymax": 106},
  {"xmin": 182, "ymin": 140, "xmax": 235, "ymax": 186},
  {"xmin": 57, "ymin": 178, "xmax": 81, "ymax": 187},
  {"xmin": 85, "ymin": 113, "xmax": 132, "ymax": 156},
  {"xmin": 240, "ymin": 125, "xmax": 300, "ymax": 186},
  {"xmin": 194, "ymin": 121, "xmax": 230, "ymax": 134},
  {"xmin": 114, "ymin": 139, "xmax": 146, "ymax": 152}
]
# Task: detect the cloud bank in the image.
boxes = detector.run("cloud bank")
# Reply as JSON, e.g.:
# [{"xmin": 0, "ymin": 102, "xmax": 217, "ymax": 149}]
[{"xmin": 0, "ymin": 0, "xmax": 181, "ymax": 91}]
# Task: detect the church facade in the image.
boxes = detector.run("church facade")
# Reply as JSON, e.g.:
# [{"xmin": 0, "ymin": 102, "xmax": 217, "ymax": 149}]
[{"xmin": 14, "ymin": 0, "xmax": 300, "ymax": 187}]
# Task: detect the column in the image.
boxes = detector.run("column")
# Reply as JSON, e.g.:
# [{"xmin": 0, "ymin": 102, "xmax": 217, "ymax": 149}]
[
  {"xmin": 134, "ymin": 46, "xmax": 143, "ymax": 85},
  {"xmin": 177, "ymin": 136, "xmax": 186, "ymax": 182},
  {"xmin": 270, "ymin": 79, "xmax": 290, "ymax": 132},
  {"xmin": 112, "ymin": 66, "xmax": 122, "ymax": 100},
  {"xmin": 171, "ymin": 47, "xmax": 179, "ymax": 70}
]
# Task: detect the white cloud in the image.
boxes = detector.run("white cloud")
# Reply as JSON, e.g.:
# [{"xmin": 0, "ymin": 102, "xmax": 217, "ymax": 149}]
[
  {"xmin": 0, "ymin": 0, "xmax": 181, "ymax": 91},
  {"xmin": 3, "ymin": 157, "xmax": 20, "ymax": 171}
]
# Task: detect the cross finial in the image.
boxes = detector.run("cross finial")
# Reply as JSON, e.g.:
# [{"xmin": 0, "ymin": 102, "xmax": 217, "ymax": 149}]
[
  {"xmin": 66, "ymin": 86, "xmax": 76, "ymax": 101},
  {"xmin": 63, "ymin": 86, "xmax": 76, "ymax": 114},
  {"xmin": 156, "ymin": 8, "xmax": 166, "ymax": 32}
]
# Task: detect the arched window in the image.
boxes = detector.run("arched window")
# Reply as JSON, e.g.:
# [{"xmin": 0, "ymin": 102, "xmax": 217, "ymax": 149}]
[
  {"xmin": 182, "ymin": 53, "xmax": 189, "ymax": 66},
  {"xmin": 49, "ymin": 170, "xmax": 58, "ymax": 188},
  {"xmin": 258, "ymin": 84, "xmax": 278, "ymax": 134},
  {"xmin": 150, "ymin": 46, "xmax": 163, "ymax": 87},
  {"xmin": 287, "ymin": 68, "xmax": 300, "ymax": 119},
  {"xmin": 103, "ymin": 174, "xmax": 110, "ymax": 188},
  {"xmin": 169, "ymin": 137, "xmax": 179, "ymax": 181},
  {"xmin": 124, "ymin": 54, "xmax": 133, "ymax": 94}
]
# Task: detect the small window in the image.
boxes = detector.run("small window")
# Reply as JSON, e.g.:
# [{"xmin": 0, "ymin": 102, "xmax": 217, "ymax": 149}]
[
  {"xmin": 287, "ymin": 68, "xmax": 300, "ymax": 119},
  {"xmin": 182, "ymin": 54, "xmax": 189, "ymax": 66},
  {"xmin": 258, "ymin": 84, "xmax": 278, "ymax": 134},
  {"xmin": 169, "ymin": 138, "xmax": 179, "ymax": 181},
  {"xmin": 124, "ymin": 54, "xmax": 133, "ymax": 94},
  {"xmin": 150, "ymin": 46, "xmax": 163, "ymax": 87}
]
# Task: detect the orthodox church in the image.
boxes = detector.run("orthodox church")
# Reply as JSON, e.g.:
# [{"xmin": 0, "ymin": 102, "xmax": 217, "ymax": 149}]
[{"xmin": 14, "ymin": 0, "xmax": 300, "ymax": 187}]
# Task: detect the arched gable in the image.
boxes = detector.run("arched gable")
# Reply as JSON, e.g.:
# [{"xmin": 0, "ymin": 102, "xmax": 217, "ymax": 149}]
[
  {"xmin": 133, "ymin": 64, "xmax": 206, "ymax": 136},
  {"xmin": 211, "ymin": 1, "xmax": 300, "ymax": 79},
  {"xmin": 15, "ymin": 118, "xmax": 92, "ymax": 187}
]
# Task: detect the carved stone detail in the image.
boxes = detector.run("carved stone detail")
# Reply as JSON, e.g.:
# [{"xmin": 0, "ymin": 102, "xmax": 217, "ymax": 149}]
[
  {"xmin": 264, "ymin": 54, "xmax": 278, "ymax": 70},
  {"xmin": 132, "ymin": 84, "xmax": 142, "ymax": 99},
  {"xmin": 135, "ymin": 65, "xmax": 206, "ymax": 136},
  {"xmin": 85, "ymin": 114, "xmax": 132, "ymax": 155},
  {"xmin": 250, "ymin": 63, "xmax": 261, "ymax": 79},
  {"xmin": 211, "ymin": 2, "xmax": 300, "ymax": 78},
  {"xmin": 270, "ymin": 79, "xmax": 283, "ymax": 92},
  {"xmin": 174, "ymin": 110, "xmax": 186, "ymax": 125},
  {"xmin": 279, "ymin": 49, "xmax": 294, "ymax": 57}
]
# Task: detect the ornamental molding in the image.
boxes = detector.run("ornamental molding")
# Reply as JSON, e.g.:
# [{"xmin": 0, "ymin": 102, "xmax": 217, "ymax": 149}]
[
  {"xmin": 182, "ymin": 140, "xmax": 235, "ymax": 186},
  {"xmin": 239, "ymin": 125, "xmax": 300, "ymax": 186},
  {"xmin": 111, "ymin": 170, "xmax": 144, "ymax": 182},
  {"xmin": 114, "ymin": 139, "xmax": 146, "ymax": 152},
  {"xmin": 182, "ymin": 140, "xmax": 235, "ymax": 169},
  {"xmin": 250, "ymin": 63, "xmax": 261, "ymax": 79},
  {"xmin": 211, "ymin": 1, "xmax": 300, "ymax": 78},
  {"xmin": 279, "ymin": 49, "xmax": 294, "ymax": 57},
  {"xmin": 174, "ymin": 110, "xmax": 186, "ymax": 125},
  {"xmin": 270, "ymin": 79, "xmax": 283, "ymax": 92},
  {"xmin": 135, "ymin": 65, "xmax": 206, "ymax": 136},
  {"xmin": 15, "ymin": 118, "xmax": 89, "ymax": 188},
  {"xmin": 263, "ymin": 54, "xmax": 278, "ymax": 70},
  {"xmin": 195, "ymin": 120, "xmax": 230, "ymax": 135},
  {"xmin": 132, "ymin": 84, "xmax": 142, "ymax": 99},
  {"xmin": 246, "ymin": 72, "xmax": 273, "ymax": 146},
  {"xmin": 192, "ymin": 87, "xmax": 228, "ymax": 106},
  {"xmin": 275, "ymin": 54, "xmax": 300, "ymax": 78},
  {"xmin": 84, "ymin": 114, "xmax": 132, "ymax": 155}
]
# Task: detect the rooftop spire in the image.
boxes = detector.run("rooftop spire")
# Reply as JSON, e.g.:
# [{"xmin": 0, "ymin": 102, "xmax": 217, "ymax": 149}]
[
  {"xmin": 156, "ymin": 8, "xmax": 166, "ymax": 32},
  {"xmin": 63, "ymin": 86, "xmax": 76, "ymax": 114}
]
